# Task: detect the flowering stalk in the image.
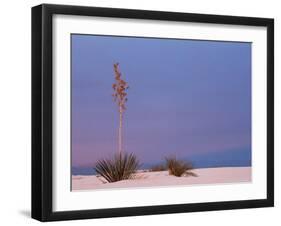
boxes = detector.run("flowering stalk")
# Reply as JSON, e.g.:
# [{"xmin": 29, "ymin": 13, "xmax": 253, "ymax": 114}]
[{"xmin": 112, "ymin": 63, "xmax": 129, "ymax": 154}]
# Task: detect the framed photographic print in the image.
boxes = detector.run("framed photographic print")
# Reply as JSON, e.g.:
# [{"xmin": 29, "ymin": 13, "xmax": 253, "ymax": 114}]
[{"xmin": 32, "ymin": 4, "xmax": 274, "ymax": 221}]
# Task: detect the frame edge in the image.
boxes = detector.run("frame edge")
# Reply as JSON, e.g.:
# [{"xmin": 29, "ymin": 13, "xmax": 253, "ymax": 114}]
[
  {"xmin": 266, "ymin": 19, "xmax": 274, "ymax": 207},
  {"xmin": 32, "ymin": 4, "xmax": 54, "ymax": 222},
  {"xmin": 31, "ymin": 4, "xmax": 44, "ymax": 221}
]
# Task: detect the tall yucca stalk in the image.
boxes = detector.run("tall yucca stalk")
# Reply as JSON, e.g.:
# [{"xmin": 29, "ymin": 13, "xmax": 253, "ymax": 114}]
[{"xmin": 112, "ymin": 63, "xmax": 129, "ymax": 154}]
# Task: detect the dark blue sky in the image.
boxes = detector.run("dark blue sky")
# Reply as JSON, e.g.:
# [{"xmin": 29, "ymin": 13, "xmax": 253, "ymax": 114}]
[{"xmin": 71, "ymin": 34, "xmax": 251, "ymax": 168}]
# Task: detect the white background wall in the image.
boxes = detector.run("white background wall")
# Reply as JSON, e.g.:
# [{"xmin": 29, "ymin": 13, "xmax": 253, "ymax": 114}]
[{"xmin": 0, "ymin": 0, "xmax": 279, "ymax": 225}]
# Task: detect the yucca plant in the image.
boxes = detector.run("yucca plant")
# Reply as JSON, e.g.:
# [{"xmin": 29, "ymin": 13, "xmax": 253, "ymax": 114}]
[
  {"xmin": 165, "ymin": 156, "xmax": 194, "ymax": 177},
  {"xmin": 94, "ymin": 152, "xmax": 140, "ymax": 183}
]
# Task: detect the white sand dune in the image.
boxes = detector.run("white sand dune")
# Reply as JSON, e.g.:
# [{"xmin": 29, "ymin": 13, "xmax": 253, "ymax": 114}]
[{"xmin": 72, "ymin": 167, "xmax": 251, "ymax": 191}]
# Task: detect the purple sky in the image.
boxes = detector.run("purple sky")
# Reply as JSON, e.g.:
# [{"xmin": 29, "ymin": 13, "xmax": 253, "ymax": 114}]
[{"xmin": 71, "ymin": 34, "xmax": 251, "ymax": 168}]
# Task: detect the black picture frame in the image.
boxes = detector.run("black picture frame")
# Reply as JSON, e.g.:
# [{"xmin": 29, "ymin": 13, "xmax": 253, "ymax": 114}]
[{"xmin": 32, "ymin": 3, "xmax": 274, "ymax": 222}]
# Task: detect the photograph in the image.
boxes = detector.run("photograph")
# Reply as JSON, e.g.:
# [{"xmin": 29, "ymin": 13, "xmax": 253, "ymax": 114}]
[
  {"xmin": 71, "ymin": 34, "xmax": 252, "ymax": 191},
  {"xmin": 31, "ymin": 3, "xmax": 274, "ymax": 221}
]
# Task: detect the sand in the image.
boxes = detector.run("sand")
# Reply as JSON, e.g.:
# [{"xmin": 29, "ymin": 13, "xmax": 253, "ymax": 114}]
[{"xmin": 72, "ymin": 167, "xmax": 251, "ymax": 191}]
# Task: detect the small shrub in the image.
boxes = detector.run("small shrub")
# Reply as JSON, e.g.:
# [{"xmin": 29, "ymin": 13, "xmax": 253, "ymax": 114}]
[
  {"xmin": 94, "ymin": 152, "xmax": 140, "ymax": 183},
  {"xmin": 150, "ymin": 164, "xmax": 167, "ymax": 172},
  {"xmin": 165, "ymin": 156, "xmax": 194, "ymax": 177}
]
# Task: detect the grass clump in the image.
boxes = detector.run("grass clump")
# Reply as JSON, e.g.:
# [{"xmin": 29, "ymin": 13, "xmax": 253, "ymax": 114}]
[
  {"xmin": 94, "ymin": 152, "xmax": 140, "ymax": 183},
  {"xmin": 165, "ymin": 156, "xmax": 194, "ymax": 177},
  {"xmin": 149, "ymin": 164, "xmax": 167, "ymax": 172}
]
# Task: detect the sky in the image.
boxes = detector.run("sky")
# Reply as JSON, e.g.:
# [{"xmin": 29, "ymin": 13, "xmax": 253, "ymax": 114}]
[{"xmin": 71, "ymin": 34, "xmax": 251, "ymax": 169}]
